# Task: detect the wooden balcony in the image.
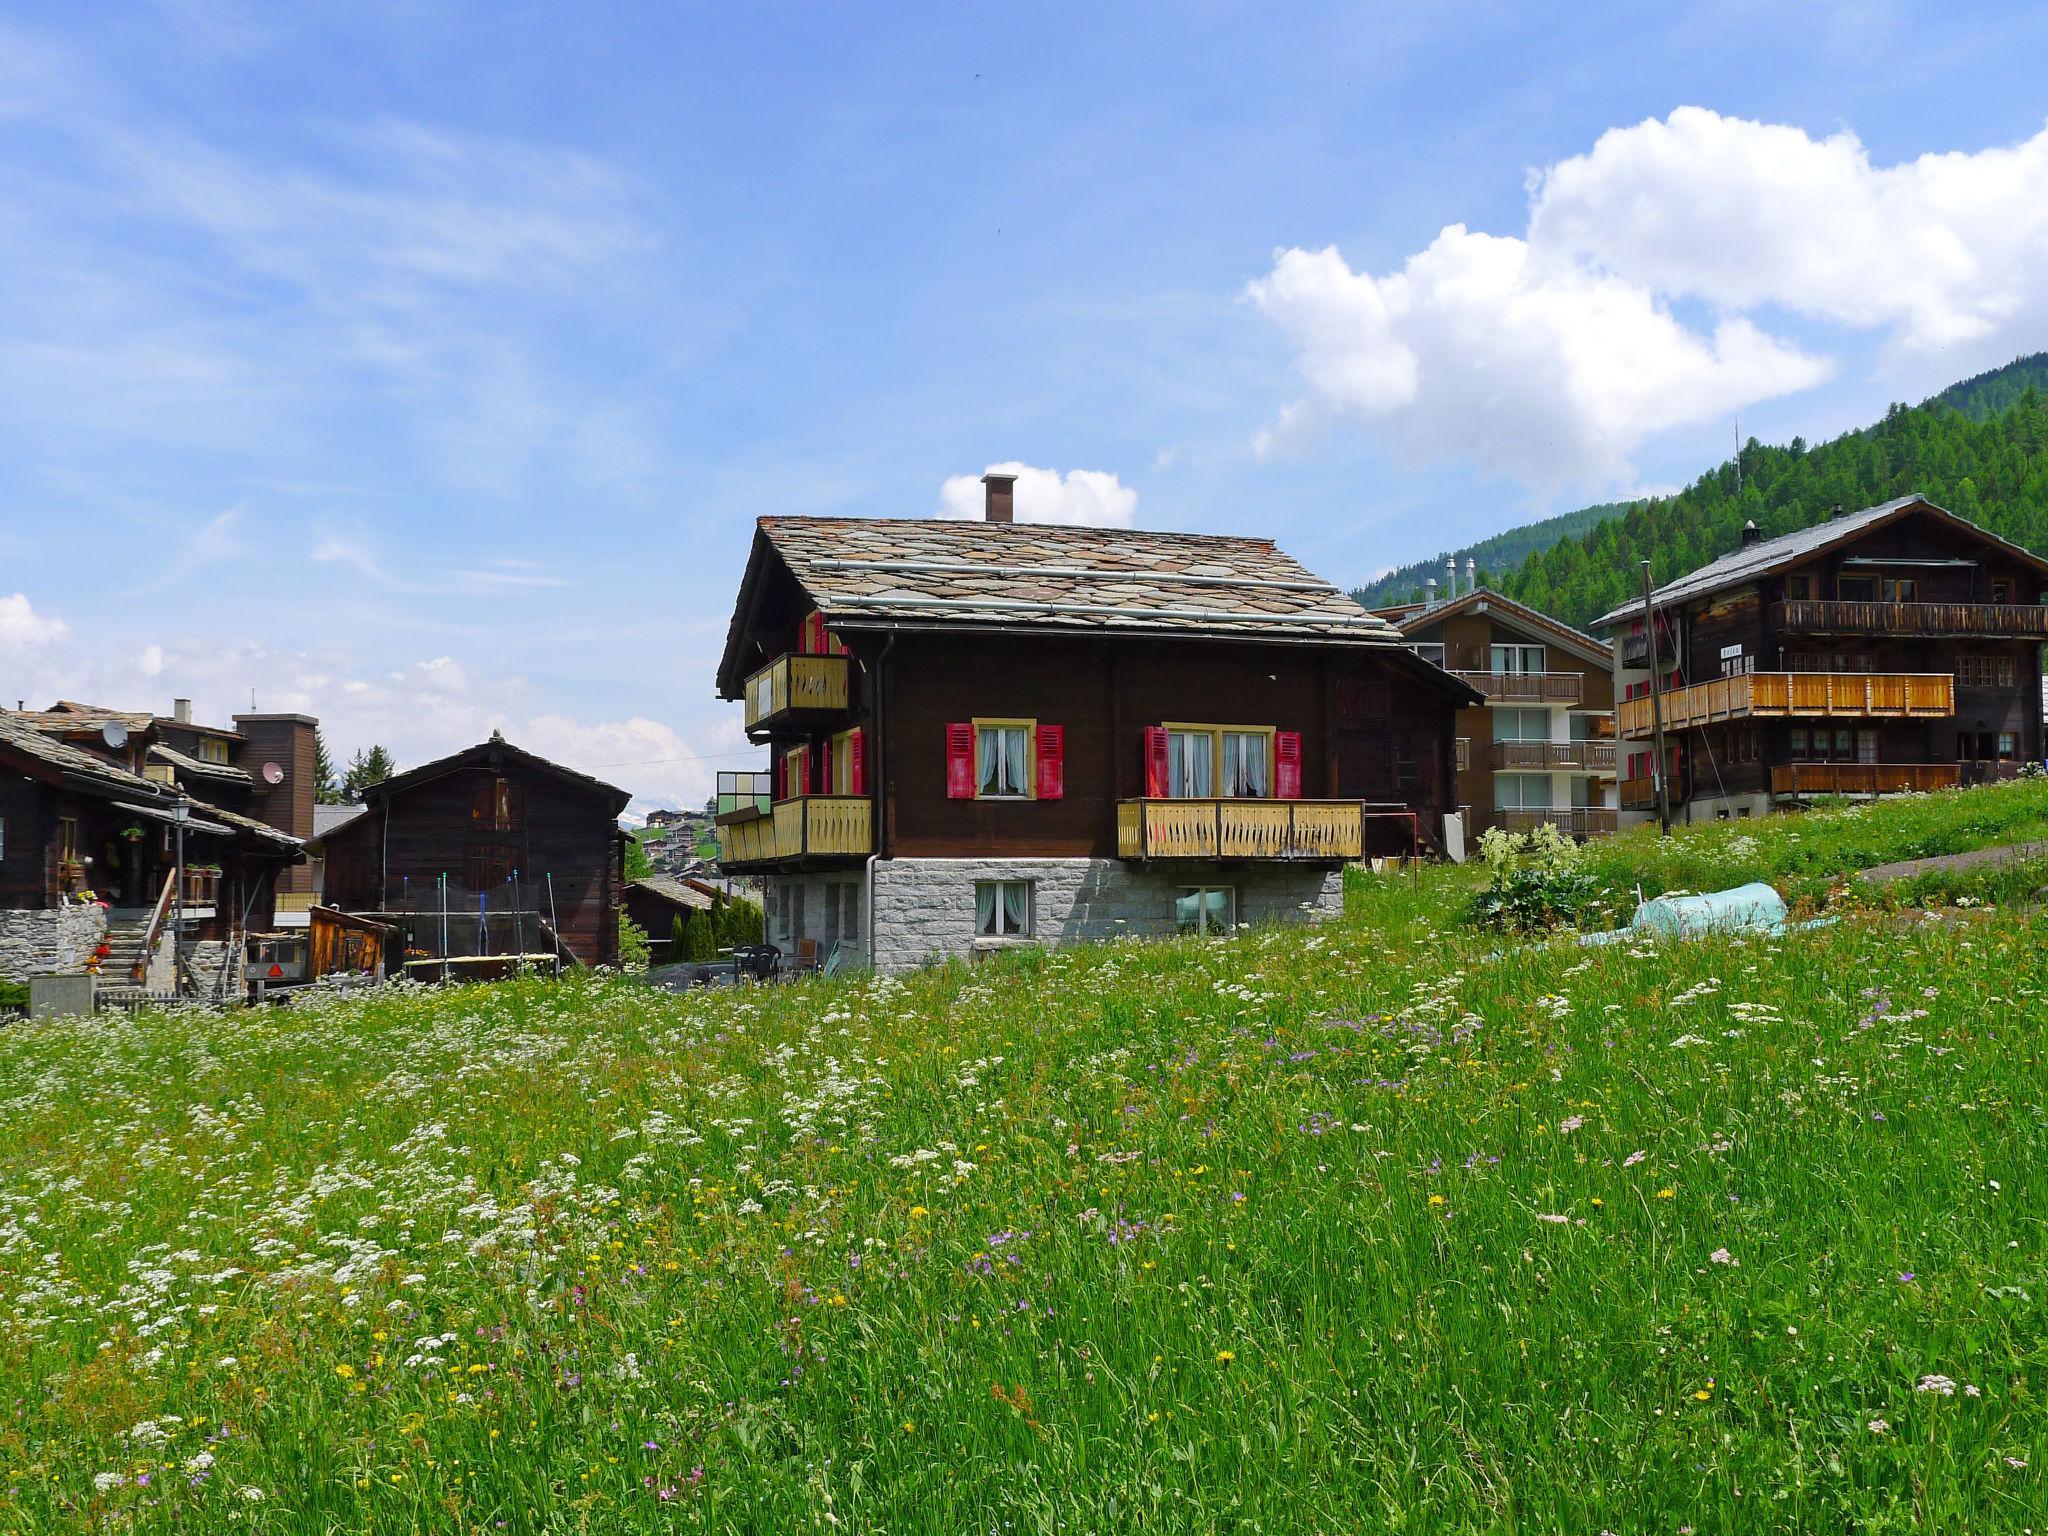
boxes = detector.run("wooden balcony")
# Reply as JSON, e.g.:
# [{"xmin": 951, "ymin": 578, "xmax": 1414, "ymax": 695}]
[
  {"xmin": 1619, "ymin": 776, "xmax": 1661, "ymax": 810},
  {"xmin": 1116, "ymin": 799, "xmax": 1378, "ymax": 861},
  {"xmin": 1619, "ymin": 629, "xmax": 1676, "ymax": 669},
  {"xmin": 1770, "ymin": 762, "xmax": 1962, "ymax": 797},
  {"xmin": 741, "ymin": 654, "xmax": 851, "ymax": 737},
  {"xmin": 1453, "ymin": 671, "xmax": 1584, "ymax": 703},
  {"xmin": 1772, "ymin": 599, "xmax": 2048, "ymax": 639},
  {"xmin": 1617, "ymin": 672, "xmax": 1954, "ymax": 739},
  {"xmin": 717, "ymin": 795, "xmax": 871, "ymax": 867},
  {"xmin": 1498, "ymin": 806, "xmax": 1619, "ymax": 839},
  {"xmin": 1489, "ymin": 740, "xmax": 1618, "ymax": 773}
]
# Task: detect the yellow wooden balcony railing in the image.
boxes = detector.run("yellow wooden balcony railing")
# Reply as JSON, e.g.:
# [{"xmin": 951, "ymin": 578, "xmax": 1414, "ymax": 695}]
[
  {"xmin": 1617, "ymin": 672, "xmax": 1955, "ymax": 739},
  {"xmin": 1116, "ymin": 799, "xmax": 1377, "ymax": 860},
  {"xmin": 1769, "ymin": 762, "xmax": 1961, "ymax": 797},
  {"xmin": 717, "ymin": 795, "xmax": 871, "ymax": 866},
  {"xmin": 741, "ymin": 654, "xmax": 851, "ymax": 733}
]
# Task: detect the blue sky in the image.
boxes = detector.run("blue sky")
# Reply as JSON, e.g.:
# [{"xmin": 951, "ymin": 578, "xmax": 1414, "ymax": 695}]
[{"xmin": 4, "ymin": 0, "xmax": 2047, "ymax": 810}]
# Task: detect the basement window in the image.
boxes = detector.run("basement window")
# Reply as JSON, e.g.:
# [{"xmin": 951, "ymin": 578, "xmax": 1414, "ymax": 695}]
[
  {"xmin": 1175, "ymin": 886, "xmax": 1234, "ymax": 937},
  {"xmin": 975, "ymin": 880, "xmax": 1032, "ymax": 938}
]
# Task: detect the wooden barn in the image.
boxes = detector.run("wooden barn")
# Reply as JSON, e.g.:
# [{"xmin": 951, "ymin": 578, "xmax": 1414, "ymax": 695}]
[{"xmin": 314, "ymin": 732, "xmax": 630, "ymax": 967}]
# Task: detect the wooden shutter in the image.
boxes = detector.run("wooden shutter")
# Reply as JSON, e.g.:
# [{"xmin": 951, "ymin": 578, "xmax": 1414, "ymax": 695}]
[
  {"xmin": 1142, "ymin": 726, "xmax": 1170, "ymax": 798},
  {"xmin": 945, "ymin": 724, "xmax": 975, "ymax": 799},
  {"xmin": 1275, "ymin": 731, "xmax": 1303, "ymax": 799},
  {"xmin": 848, "ymin": 728, "xmax": 866, "ymax": 796},
  {"xmin": 1035, "ymin": 724, "xmax": 1064, "ymax": 800}
]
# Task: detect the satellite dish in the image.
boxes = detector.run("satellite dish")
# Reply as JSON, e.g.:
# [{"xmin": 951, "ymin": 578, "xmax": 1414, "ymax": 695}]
[
  {"xmin": 261, "ymin": 761, "xmax": 286, "ymax": 785},
  {"xmin": 101, "ymin": 722, "xmax": 128, "ymax": 750}
]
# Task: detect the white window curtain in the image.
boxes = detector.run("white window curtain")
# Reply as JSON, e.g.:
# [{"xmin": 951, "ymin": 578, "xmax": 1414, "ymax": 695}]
[
  {"xmin": 977, "ymin": 726, "xmax": 1030, "ymax": 796},
  {"xmin": 975, "ymin": 882, "xmax": 998, "ymax": 935},
  {"xmin": 1168, "ymin": 731, "xmax": 1212, "ymax": 797},
  {"xmin": 1002, "ymin": 881, "xmax": 1029, "ymax": 934},
  {"xmin": 1176, "ymin": 886, "xmax": 1233, "ymax": 935},
  {"xmin": 1222, "ymin": 733, "xmax": 1268, "ymax": 798}
]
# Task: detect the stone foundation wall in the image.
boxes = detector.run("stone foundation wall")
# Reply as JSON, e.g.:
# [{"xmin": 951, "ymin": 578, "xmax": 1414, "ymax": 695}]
[
  {"xmin": 0, "ymin": 905, "xmax": 108, "ymax": 983},
  {"xmin": 866, "ymin": 857, "xmax": 1342, "ymax": 975}
]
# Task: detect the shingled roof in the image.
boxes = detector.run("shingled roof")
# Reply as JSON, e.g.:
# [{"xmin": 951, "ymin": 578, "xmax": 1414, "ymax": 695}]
[
  {"xmin": 361, "ymin": 730, "xmax": 630, "ymax": 814},
  {"xmin": 720, "ymin": 517, "xmax": 1401, "ymax": 691},
  {"xmin": 0, "ymin": 711, "xmax": 298, "ymax": 852},
  {"xmin": 1593, "ymin": 494, "xmax": 2048, "ymax": 629},
  {"xmin": 1381, "ymin": 586, "xmax": 1612, "ymax": 668}
]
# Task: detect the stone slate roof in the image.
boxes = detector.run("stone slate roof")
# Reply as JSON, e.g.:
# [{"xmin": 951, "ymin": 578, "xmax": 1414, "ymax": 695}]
[
  {"xmin": 753, "ymin": 517, "xmax": 1399, "ymax": 644},
  {"xmin": 0, "ymin": 712, "xmax": 298, "ymax": 852},
  {"xmin": 1382, "ymin": 586, "xmax": 1612, "ymax": 668},
  {"xmin": 365, "ymin": 730, "xmax": 630, "ymax": 814},
  {"xmin": 1593, "ymin": 494, "xmax": 2048, "ymax": 629},
  {"xmin": 628, "ymin": 875, "xmax": 717, "ymax": 912},
  {"xmin": 149, "ymin": 742, "xmax": 254, "ymax": 785}
]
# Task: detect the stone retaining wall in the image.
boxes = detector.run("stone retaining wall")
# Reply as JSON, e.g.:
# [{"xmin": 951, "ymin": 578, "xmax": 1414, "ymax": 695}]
[
  {"xmin": 0, "ymin": 905, "xmax": 108, "ymax": 983},
  {"xmin": 864, "ymin": 857, "xmax": 1341, "ymax": 975}
]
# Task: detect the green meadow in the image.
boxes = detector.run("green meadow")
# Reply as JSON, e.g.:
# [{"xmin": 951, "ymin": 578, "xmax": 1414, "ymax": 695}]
[{"xmin": 3, "ymin": 786, "xmax": 2046, "ymax": 1533}]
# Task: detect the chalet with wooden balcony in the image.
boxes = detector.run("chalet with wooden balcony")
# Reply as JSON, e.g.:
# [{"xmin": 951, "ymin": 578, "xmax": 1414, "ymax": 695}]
[
  {"xmin": 0, "ymin": 707, "xmax": 305, "ymax": 990},
  {"xmin": 1373, "ymin": 582, "xmax": 1619, "ymax": 840},
  {"xmin": 714, "ymin": 473, "xmax": 1479, "ymax": 973},
  {"xmin": 1596, "ymin": 494, "xmax": 2048, "ymax": 823}
]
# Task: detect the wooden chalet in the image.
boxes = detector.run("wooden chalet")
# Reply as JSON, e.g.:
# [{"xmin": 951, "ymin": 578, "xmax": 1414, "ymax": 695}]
[
  {"xmin": 314, "ymin": 732, "xmax": 630, "ymax": 967},
  {"xmin": 1375, "ymin": 578, "xmax": 1619, "ymax": 839},
  {"xmin": 713, "ymin": 473, "xmax": 1479, "ymax": 972},
  {"xmin": 1596, "ymin": 494, "xmax": 2048, "ymax": 821},
  {"xmin": 0, "ymin": 707, "xmax": 305, "ymax": 989}
]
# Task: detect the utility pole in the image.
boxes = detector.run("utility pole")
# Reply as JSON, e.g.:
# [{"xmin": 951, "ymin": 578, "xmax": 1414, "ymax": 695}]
[{"xmin": 1641, "ymin": 561, "xmax": 1673, "ymax": 835}]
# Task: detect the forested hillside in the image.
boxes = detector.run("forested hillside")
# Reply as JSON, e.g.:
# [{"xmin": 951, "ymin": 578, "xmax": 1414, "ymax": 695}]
[
  {"xmin": 1486, "ymin": 355, "xmax": 2048, "ymax": 628},
  {"xmin": 1348, "ymin": 500, "xmax": 1629, "ymax": 609}
]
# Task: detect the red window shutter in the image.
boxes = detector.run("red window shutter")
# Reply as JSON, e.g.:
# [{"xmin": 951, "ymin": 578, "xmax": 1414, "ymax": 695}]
[
  {"xmin": 774, "ymin": 755, "xmax": 786, "ymax": 801},
  {"xmin": 1142, "ymin": 726, "xmax": 1170, "ymax": 798},
  {"xmin": 1275, "ymin": 731, "xmax": 1303, "ymax": 799},
  {"xmin": 945, "ymin": 723, "xmax": 975, "ymax": 798},
  {"xmin": 1035, "ymin": 724, "xmax": 1064, "ymax": 800},
  {"xmin": 849, "ymin": 728, "xmax": 866, "ymax": 796}
]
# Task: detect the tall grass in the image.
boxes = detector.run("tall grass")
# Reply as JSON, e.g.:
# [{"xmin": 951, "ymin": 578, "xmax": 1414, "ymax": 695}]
[{"xmin": 1, "ymin": 805, "xmax": 2044, "ymax": 1530}]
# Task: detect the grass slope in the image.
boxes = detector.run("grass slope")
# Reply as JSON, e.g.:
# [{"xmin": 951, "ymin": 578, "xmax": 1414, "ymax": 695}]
[{"xmin": 3, "ymin": 788, "xmax": 2046, "ymax": 1532}]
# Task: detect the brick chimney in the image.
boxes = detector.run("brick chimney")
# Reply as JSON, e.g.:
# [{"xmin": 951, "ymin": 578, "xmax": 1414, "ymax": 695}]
[{"xmin": 981, "ymin": 472, "xmax": 1017, "ymax": 524}]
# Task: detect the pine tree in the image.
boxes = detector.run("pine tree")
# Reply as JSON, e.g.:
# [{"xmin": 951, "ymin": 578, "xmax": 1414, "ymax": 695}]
[
  {"xmin": 341, "ymin": 746, "xmax": 397, "ymax": 801},
  {"xmin": 312, "ymin": 730, "xmax": 342, "ymax": 802}
]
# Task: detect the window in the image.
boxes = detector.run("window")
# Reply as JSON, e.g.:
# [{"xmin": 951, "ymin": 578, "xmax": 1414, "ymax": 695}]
[
  {"xmin": 1836, "ymin": 574, "xmax": 1878, "ymax": 602},
  {"xmin": 470, "ymin": 775, "xmax": 523, "ymax": 831},
  {"xmin": 827, "ymin": 729, "xmax": 866, "ymax": 795},
  {"xmin": 1568, "ymin": 713, "xmax": 1599, "ymax": 742},
  {"xmin": 1490, "ymin": 643, "xmax": 1546, "ymax": 675},
  {"xmin": 1165, "ymin": 725, "xmax": 1274, "ymax": 798},
  {"xmin": 975, "ymin": 880, "xmax": 1032, "ymax": 937},
  {"xmin": 1998, "ymin": 732, "xmax": 2019, "ymax": 760},
  {"xmin": 1220, "ymin": 731, "xmax": 1270, "ymax": 797},
  {"xmin": 1881, "ymin": 577, "xmax": 1918, "ymax": 603},
  {"xmin": 750, "ymin": 670, "xmax": 776, "ymax": 720},
  {"xmin": 196, "ymin": 737, "xmax": 230, "ymax": 764},
  {"xmin": 58, "ymin": 817, "xmax": 78, "ymax": 866},
  {"xmin": 1990, "ymin": 579, "xmax": 2013, "ymax": 604},
  {"xmin": 1492, "ymin": 707, "xmax": 1549, "ymax": 743},
  {"xmin": 1957, "ymin": 656, "xmax": 2018, "ymax": 689},
  {"xmin": 1176, "ymin": 886, "xmax": 1234, "ymax": 936},
  {"xmin": 1494, "ymin": 774, "xmax": 1552, "ymax": 811},
  {"xmin": 781, "ymin": 744, "xmax": 811, "ymax": 800},
  {"xmin": 1785, "ymin": 573, "xmax": 1815, "ymax": 601},
  {"xmin": 976, "ymin": 720, "xmax": 1033, "ymax": 798},
  {"xmin": 1720, "ymin": 652, "xmax": 1753, "ymax": 678},
  {"xmin": 1411, "ymin": 642, "xmax": 1445, "ymax": 667}
]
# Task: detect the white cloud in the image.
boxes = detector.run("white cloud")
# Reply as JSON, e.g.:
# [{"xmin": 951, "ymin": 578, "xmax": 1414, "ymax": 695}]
[
  {"xmin": 1527, "ymin": 108, "xmax": 2048, "ymax": 355},
  {"xmin": 1, "ymin": 604, "xmax": 734, "ymax": 811},
  {"xmin": 0, "ymin": 593, "xmax": 67, "ymax": 648},
  {"xmin": 1248, "ymin": 108, "xmax": 2048, "ymax": 493},
  {"xmin": 937, "ymin": 462, "xmax": 1139, "ymax": 527}
]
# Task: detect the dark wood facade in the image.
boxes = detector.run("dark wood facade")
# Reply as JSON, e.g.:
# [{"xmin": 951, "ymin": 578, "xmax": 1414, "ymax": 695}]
[
  {"xmin": 1608, "ymin": 499, "xmax": 2048, "ymax": 814},
  {"xmin": 317, "ymin": 736, "xmax": 630, "ymax": 966},
  {"xmin": 714, "ymin": 518, "xmax": 1479, "ymax": 878}
]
